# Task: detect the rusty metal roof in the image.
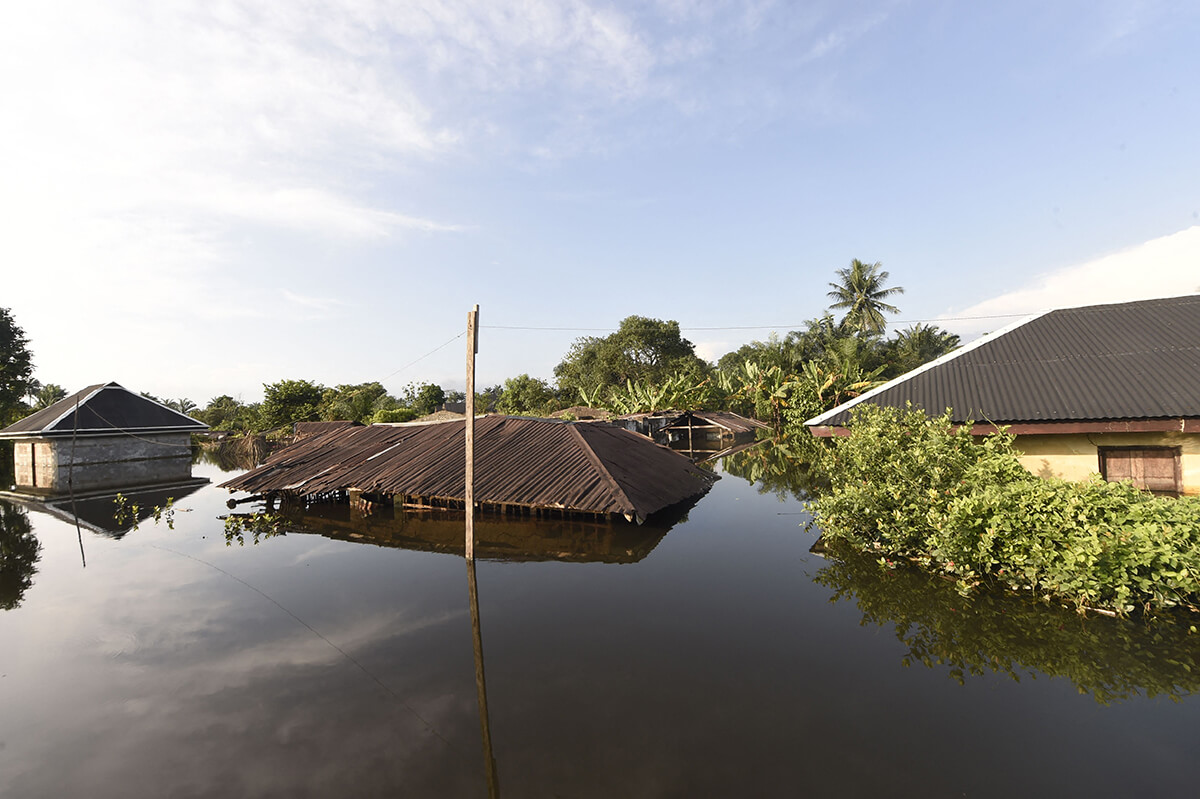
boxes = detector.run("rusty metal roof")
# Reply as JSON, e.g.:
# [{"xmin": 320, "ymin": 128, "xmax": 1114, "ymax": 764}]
[
  {"xmin": 0, "ymin": 382, "xmax": 208, "ymax": 438},
  {"xmin": 221, "ymin": 416, "xmax": 717, "ymax": 521},
  {"xmin": 808, "ymin": 294, "xmax": 1200, "ymax": 428},
  {"xmin": 663, "ymin": 411, "xmax": 769, "ymax": 434}
]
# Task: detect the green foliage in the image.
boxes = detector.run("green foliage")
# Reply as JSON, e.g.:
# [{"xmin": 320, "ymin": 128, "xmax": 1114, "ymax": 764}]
[
  {"xmin": 402, "ymin": 382, "xmax": 446, "ymax": 417},
  {"xmin": 0, "ymin": 308, "xmax": 35, "ymax": 426},
  {"xmin": 197, "ymin": 395, "xmax": 244, "ymax": 430},
  {"xmin": 32, "ymin": 383, "xmax": 67, "ymax": 410},
  {"xmin": 320, "ymin": 382, "xmax": 395, "ymax": 424},
  {"xmin": 371, "ymin": 407, "xmax": 419, "ymax": 424},
  {"xmin": 164, "ymin": 397, "xmax": 197, "ymax": 414},
  {"xmin": 599, "ymin": 370, "xmax": 723, "ymax": 415},
  {"xmin": 882, "ymin": 324, "xmax": 960, "ymax": 377},
  {"xmin": 554, "ymin": 315, "xmax": 709, "ymax": 398},
  {"xmin": 113, "ymin": 493, "xmax": 176, "ymax": 531},
  {"xmin": 810, "ymin": 404, "xmax": 1200, "ymax": 616},
  {"xmin": 223, "ymin": 511, "xmax": 285, "ymax": 546},
  {"xmin": 260, "ymin": 379, "xmax": 327, "ymax": 431},
  {"xmin": 496, "ymin": 374, "xmax": 556, "ymax": 416}
]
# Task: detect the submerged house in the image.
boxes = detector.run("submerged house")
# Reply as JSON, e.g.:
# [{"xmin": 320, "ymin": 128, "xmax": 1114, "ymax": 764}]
[
  {"xmin": 222, "ymin": 415, "xmax": 717, "ymax": 523},
  {"xmin": 659, "ymin": 411, "xmax": 769, "ymax": 447},
  {"xmin": 0, "ymin": 382, "xmax": 208, "ymax": 497},
  {"xmin": 805, "ymin": 295, "xmax": 1200, "ymax": 496}
]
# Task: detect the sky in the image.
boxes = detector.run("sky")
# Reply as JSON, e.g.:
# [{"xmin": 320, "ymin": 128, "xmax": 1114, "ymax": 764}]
[{"xmin": 3, "ymin": 0, "xmax": 1199, "ymax": 405}]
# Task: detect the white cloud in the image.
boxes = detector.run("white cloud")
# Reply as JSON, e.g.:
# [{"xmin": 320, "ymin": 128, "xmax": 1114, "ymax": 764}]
[{"xmin": 944, "ymin": 226, "xmax": 1200, "ymax": 339}]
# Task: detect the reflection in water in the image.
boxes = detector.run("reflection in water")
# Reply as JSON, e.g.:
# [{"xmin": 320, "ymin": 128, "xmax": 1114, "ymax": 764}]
[
  {"xmin": 468, "ymin": 559, "xmax": 500, "ymax": 798},
  {"xmin": 815, "ymin": 541, "xmax": 1200, "ymax": 704},
  {"xmin": 47, "ymin": 481, "xmax": 209, "ymax": 538},
  {"xmin": 720, "ymin": 435, "xmax": 829, "ymax": 501},
  {"xmin": 0, "ymin": 500, "xmax": 40, "ymax": 610},
  {"xmin": 195, "ymin": 435, "xmax": 273, "ymax": 472},
  {"xmin": 231, "ymin": 500, "xmax": 680, "ymax": 564}
]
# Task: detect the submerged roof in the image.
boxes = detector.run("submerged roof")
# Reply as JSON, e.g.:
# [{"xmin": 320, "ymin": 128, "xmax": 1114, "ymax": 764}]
[
  {"xmin": 662, "ymin": 411, "xmax": 770, "ymax": 434},
  {"xmin": 221, "ymin": 415, "xmax": 717, "ymax": 522},
  {"xmin": 0, "ymin": 382, "xmax": 208, "ymax": 438},
  {"xmin": 808, "ymin": 294, "xmax": 1200, "ymax": 429}
]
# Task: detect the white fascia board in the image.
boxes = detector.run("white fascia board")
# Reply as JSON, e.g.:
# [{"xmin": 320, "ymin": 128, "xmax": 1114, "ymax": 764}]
[
  {"xmin": 41, "ymin": 384, "xmax": 109, "ymax": 434},
  {"xmin": 803, "ymin": 311, "xmax": 1051, "ymax": 427}
]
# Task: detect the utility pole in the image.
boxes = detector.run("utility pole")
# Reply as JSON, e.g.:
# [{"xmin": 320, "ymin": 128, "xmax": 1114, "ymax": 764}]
[{"xmin": 465, "ymin": 304, "xmax": 479, "ymax": 560}]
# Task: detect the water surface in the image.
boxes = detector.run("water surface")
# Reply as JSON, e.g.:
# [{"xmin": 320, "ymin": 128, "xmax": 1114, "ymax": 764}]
[{"xmin": 2, "ymin": 458, "xmax": 1199, "ymax": 797}]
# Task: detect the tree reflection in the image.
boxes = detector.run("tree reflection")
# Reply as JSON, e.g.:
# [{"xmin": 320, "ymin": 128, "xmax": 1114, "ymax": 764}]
[
  {"xmin": 814, "ymin": 542, "xmax": 1200, "ymax": 704},
  {"xmin": 0, "ymin": 500, "xmax": 40, "ymax": 610},
  {"xmin": 196, "ymin": 436, "xmax": 272, "ymax": 472},
  {"xmin": 720, "ymin": 435, "xmax": 829, "ymax": 501}
]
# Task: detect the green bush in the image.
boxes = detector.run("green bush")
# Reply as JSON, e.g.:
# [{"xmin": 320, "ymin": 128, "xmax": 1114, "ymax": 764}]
[
  {"xmin": 371, "ymin": 408, "xmax": 419, "ymax": 424},
  {"xmin": 810, "ymin": 404, "xmax": 1200, "ymax": 616}
]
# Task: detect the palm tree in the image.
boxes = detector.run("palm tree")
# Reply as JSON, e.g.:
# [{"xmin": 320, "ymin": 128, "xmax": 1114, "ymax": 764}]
[
  {"xmin": 826, "ymin": 259, "xmax": 904, "ymax": 336},
  {"xmin": 33, "ymin": 383, "xmax": 68, "ymax": 410},
  {"xmin": 890, "ymin": 324, "xmax": 960, "ymax": 373}
]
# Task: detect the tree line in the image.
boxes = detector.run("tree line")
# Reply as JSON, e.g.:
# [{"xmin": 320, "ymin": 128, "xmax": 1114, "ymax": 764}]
[{"xmin": 1, "ymin": 260, "xmax": 959, "ymax": 438}]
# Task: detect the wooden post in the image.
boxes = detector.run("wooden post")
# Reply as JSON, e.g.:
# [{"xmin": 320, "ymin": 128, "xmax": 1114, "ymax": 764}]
[{"xmin": 465, "ymin": 304, "xmax": 479, "ymax": 560}]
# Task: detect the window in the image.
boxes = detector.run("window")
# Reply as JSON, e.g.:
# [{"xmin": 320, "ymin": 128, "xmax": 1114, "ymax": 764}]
[{"xmin": 1098, "ymin": 446, "xmax": 1182, "ymax": 496}]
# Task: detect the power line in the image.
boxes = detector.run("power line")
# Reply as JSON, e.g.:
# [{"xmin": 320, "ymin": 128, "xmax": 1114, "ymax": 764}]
[
  {"xmin": 481, "ymin": 312, "xmax": 1030, "ymax": 334},
  {"xmin": 377, "ymin": 331, "xmax": 466, "ymax": 383}
]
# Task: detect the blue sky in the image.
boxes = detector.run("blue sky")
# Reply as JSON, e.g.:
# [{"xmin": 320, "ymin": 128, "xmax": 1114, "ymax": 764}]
[{"xmin": 3, "ymin": 1, "xmax": 1198, "ymax": 405}]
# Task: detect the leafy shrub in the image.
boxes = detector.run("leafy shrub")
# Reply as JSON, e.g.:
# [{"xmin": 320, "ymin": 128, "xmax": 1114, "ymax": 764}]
[
  {"xmin": 371, "ymin": 408, "xmax": 419, "ymax": 424},
  {"xmin": 810, "ymin": 404, "xmax": 1200, "ymax": 616}
]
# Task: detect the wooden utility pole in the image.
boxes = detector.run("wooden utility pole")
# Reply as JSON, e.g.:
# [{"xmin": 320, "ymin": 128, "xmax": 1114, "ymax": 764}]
[{"xmin": 465, "ymin": 304, "xmax": 479, "ymax": 560}]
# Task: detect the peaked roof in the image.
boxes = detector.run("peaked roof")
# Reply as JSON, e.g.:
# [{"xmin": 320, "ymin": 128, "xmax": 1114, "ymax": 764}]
[
  {"xmin": 662, "ymin": 411, "xmax": 770, "ymax": 434},
  {"xmin": 0, "ymin": 382, "xmax": 209, "ymax": 438},
  {"xmin": 222, "ymin": 415, "xmax": 717, "ymax": 522},
  {"xmin": 808, "ymin": 294, "xmax": 1200, "ymax": 429}
]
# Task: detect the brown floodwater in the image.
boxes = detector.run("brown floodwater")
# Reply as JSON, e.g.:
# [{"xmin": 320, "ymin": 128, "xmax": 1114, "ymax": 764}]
[{"xmin": 2, "ymin": 456, "xmax": 1200, "ymax": 797}]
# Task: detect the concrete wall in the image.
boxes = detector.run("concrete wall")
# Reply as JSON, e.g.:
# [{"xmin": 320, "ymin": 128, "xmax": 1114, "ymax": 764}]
[
  {"xmin": 1015, "ymin": 431, "xmax": 1200, "ymax": 496},
  {"xmin": 10, "ymin": 433, "xmax": 194, "ymax": 495}
]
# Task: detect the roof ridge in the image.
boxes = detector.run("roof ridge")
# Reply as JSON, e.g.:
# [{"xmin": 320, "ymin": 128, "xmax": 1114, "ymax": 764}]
[{"xmin": 568, "ymin": 423, "xmax": 637, "ymax": 518}]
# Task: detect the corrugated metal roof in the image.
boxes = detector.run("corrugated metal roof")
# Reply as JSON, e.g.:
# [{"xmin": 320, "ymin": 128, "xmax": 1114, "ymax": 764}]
[
  {"xmin": 221, "ymin": 416, "xmax": 717, "ymax": 521},
  {"xmin": 0, "ymin": 382, "xmax": 209, "ymax": 438},
  {"xmin": 663, "ymin": 411, "xmax": 770, "ymax": 434},
  {"xmin": 809, "ymin": 294, "xmax": 1200, "ymax": 427}
]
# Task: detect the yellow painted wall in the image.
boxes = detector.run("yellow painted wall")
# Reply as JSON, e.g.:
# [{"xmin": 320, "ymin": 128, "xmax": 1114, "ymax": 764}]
[{"xmin": 1014, "ymin": 432, "xmax": 1200, "ymax": 495}]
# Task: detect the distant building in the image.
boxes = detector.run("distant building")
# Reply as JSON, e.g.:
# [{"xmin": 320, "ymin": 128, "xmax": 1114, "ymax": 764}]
[
  {"xmin": 0, "ymin": 382, "xmax": 208, "ymax": 497},
  {"xmin": 659, "ymin": 411, "xmax": 769, "ymax": 446},
  {"xmin": 806, "ymin": 295, "xmax": 1200, "ymax": 496}
]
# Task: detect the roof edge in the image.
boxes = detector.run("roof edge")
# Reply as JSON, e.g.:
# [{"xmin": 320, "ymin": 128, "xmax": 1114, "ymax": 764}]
[
  {"xmin": 38, "ymin": 383, "xmax": 110, "ymax": 435},
  {"xmin": 803, "ymin": 310, "xmax": 1051, "ymax": 427}
]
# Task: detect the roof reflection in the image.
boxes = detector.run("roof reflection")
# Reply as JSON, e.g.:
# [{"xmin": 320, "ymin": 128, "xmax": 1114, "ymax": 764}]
[{"xmin": 231, "ymin": 497, "xmax": 695, "ymax": 564}]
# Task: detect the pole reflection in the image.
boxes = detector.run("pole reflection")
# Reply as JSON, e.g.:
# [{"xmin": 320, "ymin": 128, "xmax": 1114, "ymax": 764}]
[{"xmin": 468, "ymin": 558, "xmax": 500, "ymax": 798}]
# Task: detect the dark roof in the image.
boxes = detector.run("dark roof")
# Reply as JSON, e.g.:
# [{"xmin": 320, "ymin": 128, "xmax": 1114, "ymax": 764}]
[
  {"xmin": 221, "ymin": 415, "xmax": 717, "ymax": 522},
  {"xmin": 0, "ymin": 382, "xmax": 208, "ymax": 438},
  {"xmin": 808, "ymin": 294, "xmax": 1200, "ymax": 428},
  {"xmin": 662, "ymin": 411, "xmax": 770, "ymax": 434}
]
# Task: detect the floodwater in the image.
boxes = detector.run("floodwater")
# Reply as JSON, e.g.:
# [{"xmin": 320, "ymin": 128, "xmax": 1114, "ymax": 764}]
[{"xmin": 3, "ymin": 452, "xmax": 1200, "ymax": 797}]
